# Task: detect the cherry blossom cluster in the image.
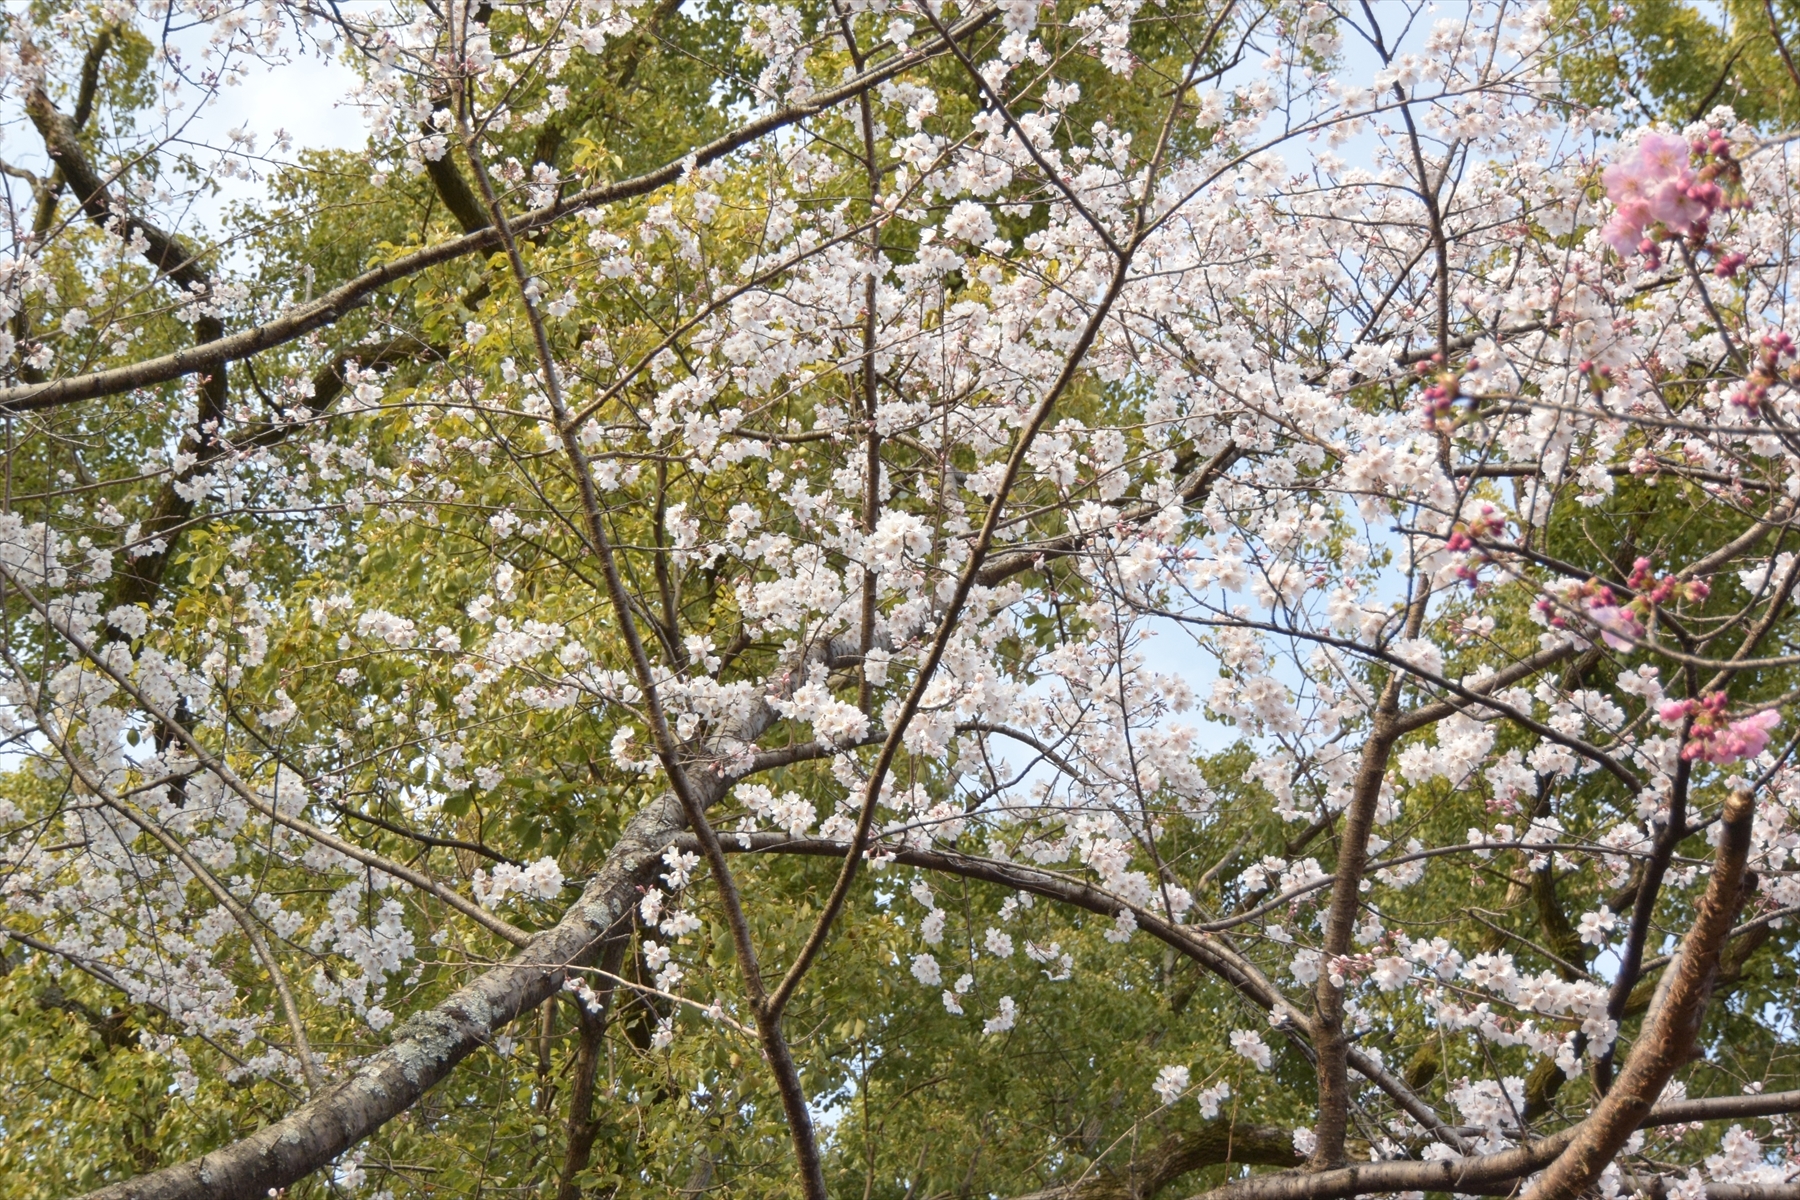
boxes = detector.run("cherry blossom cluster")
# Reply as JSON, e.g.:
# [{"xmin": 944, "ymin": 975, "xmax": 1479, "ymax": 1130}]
[
  {"xmin": 1601, "ymin": 129, "xmax": 1747, "ymax": 268},
  {"xmin": 4, "ymin": 1, "xmax": 1800, "ymax": 1194}
]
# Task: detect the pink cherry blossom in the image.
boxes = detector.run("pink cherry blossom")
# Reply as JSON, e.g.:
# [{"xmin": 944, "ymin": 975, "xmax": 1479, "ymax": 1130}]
[
  {"xmin": 1635, "ymin": 131, "xmax": 1693, "ymax": 178},
  {"xmin": 1600, "ymin": 130, "xmax": 1717, "ymax": 255},
  {"xmin": 1658, "ymin": 699, "xmax": 1698, "ymax": 726},
  {"xmin": 1660, "ymin": 695, "xmax": 1782, "ymax": 763},
  {"xmin": 1584, "ymin": 603, "xmax": 1643, "ymax": 651}
]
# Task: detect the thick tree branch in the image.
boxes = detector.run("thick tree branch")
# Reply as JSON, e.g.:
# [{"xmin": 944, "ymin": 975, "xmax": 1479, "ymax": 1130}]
[
  {"xmin": 1523, "ymin": 789, "xmax": 1759, "ymax": 1200},
  {"xmin": 12, "ymin": 27, "xmax": 115, "ymax": 382},
  {"xmin": 422, "ymin": 127, "xmax": 492, "ymax": 235},
  {"xmin": 1175, "ymin": 1085, "xmax": 1800, "ymax": 1200},
  {"xmin": 554, "ymin": 935, "xmax": 629, "ymax": 1200},
  {"xmin": 68, "ymin": 789, "xmax": 688, "ymax": 1200},
  {"xmin": 26, "ymin": 84, "xmax": 212, "ymax": 292},
  {"xmin": 1310, "ymin": 685, "xmax": 1401, "ymax": 1167},
  {"xmin": 24, "ymin": 83, "xmax": 236, "ymax": 609}
]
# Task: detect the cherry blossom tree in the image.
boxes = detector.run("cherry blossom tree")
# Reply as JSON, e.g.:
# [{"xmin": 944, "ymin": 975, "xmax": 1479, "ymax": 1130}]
[{"xmin": 3, "ymin": 2, "xmax": 1800, "ymax": 1200}]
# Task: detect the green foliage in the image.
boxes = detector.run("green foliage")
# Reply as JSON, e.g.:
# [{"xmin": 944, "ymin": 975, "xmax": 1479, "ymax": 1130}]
[
  {"xmin": 1555, "ymin": 0, "xmax": 1800, "ymax": 127},
  {"xmin": 3, "ymin": 3, "xmax": 1799, "ymax": 1198}
]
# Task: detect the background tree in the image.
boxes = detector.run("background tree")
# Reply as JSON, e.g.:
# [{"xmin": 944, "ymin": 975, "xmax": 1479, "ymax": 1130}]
[
  {"xmin": 1555, "ymin": 0, "xmax": 1800, "ymax": 128},
  {"xmin": 3, "ymin": 4, "xmax": 1800, "ymax": 1200}
]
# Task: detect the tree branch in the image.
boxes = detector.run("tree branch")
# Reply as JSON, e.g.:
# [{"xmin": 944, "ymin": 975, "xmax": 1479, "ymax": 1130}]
[
  {"xmin": 1010, "ymin": 1118, "xmax": 1300, "ymax": 1200},
  {"xmin": 1523, "ymin": 789, "xmax": 1759, "ymax": 1200},
  {"xmin": 1175, "ymin": 1084, "xmax": 1800, "ymax": 1200},
  {"xmin": 975, "ymin": 444, "xmax": 1241, "ymax": 587},
  {"xmin": 68, "ymin": 789, "xmax": 688, "ymax": 1200}
]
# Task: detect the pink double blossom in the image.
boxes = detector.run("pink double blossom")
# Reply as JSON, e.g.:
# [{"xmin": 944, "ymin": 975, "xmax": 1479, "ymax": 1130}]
[
  {"xmin": 1564, "ymin": 558, "xmax": 1710, "ymax": 649},
  {"xmin": 1716, "ymin": 709, "xmax": 1784, "ymax": 762},
  {"xmin": 1655, "ymin": 695, "xmax": 1782, "ymax": 764},
  {"xmin": 1600, "ymin": 132, "xmax": 1722, "ymax": 257},
  {"xmin": 1583, "ymin": 603, "xmax": 1643, "ymax": 651}
]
